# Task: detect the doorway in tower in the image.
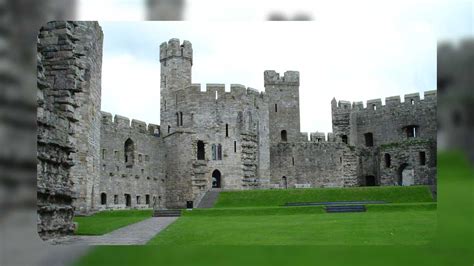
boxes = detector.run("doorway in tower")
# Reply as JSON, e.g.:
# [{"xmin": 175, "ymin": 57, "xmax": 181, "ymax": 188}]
[
  {"xmin": 398, "ymin": 163, "xmax": 415, "ymax": 186},
  {"xmin": 212, "ymin": 170, "xmax": 221, "ymax": 188}
]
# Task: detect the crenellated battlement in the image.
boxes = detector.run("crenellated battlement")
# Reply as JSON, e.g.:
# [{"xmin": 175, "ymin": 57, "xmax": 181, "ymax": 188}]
[
  {"xmin": 333, "ymin": 90, "xmax": 437, "ymax": 112},
  {"xmin": 295, "ymin": 132, "xmax": 338, "ymax": 143},
  {"xmin": 183, "ymin": 83, "xmax": 267, "ymax": 101},
  {"xmin": 159, "ymin": 38, "xmax": 193, "ymax": 63},
  {"xmin": 264, "ymin": 70, "xmax": 299, "ymax": 86},
  {"xmin": 101, "ymin": 111, "xmax": 161, "ymax": 136}
]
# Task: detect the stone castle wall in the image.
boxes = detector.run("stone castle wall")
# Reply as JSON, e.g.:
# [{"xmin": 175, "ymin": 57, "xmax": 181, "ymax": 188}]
[
  {"xmin": 332, "ymin": 91, "xmax": 437, "ymax": 146},
  {"xmin": 98, "ymin": 112, "xmax": 164, "ymax": 210},
  {"xmin": 38, "ymin": 29, "xmax": 438, "ymax": 223},
  {"xmin": 331, "ymin": 92, "xmax": 437, "ymax": 186},
  {"xmin": 37, "ymin": 21, "xmax": 102, "ymax": 238},
  {"xmin": 270, "ymin": 140, "xmax": 359, "ymax": 188}
]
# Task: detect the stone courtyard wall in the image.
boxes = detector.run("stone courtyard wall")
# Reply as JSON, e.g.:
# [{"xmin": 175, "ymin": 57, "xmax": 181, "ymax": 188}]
[{"xmin": 98, "ymin": 112, "xmax": 164, "ymax": 210}]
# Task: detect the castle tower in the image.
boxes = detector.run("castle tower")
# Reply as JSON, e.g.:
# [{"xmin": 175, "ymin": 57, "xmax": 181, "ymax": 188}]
[
  {"xmin": 264, "ymin": 70, "xmax": 301, "ymax": 144},
  {"xmin": 331, "ymin": 98, "xmax": 353, "ymax": 145},
  {"xmin": 159, "ymin": 38, "xmax": 193, "ymax": 134}
]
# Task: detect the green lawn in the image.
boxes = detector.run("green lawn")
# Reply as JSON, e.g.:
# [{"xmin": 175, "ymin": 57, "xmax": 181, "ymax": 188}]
[
  {"xmin": 215, "ymin": 185, "xmax": 434, "ymax": 208},
  {"xmin": 74, "ymin": 209, "xmax": 152, "ymax": 235},
  {"xmin": 148, "ymin": 204, "xmax": 436, "ymax": 245},
  {"xmin": 73, "ymin": 151, "xmax": 474, "ymax": 266}
]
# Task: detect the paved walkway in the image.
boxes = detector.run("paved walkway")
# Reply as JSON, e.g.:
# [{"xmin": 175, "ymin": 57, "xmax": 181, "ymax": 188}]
[{"xmin": 53, "ymin": 217, "xmax": 178, "ymax": 245}]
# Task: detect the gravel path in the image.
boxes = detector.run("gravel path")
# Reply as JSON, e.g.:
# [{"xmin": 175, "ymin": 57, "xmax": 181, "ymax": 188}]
[{"xmin": 53, "ymin": 217, "xmax": 178, "ymax": 245}]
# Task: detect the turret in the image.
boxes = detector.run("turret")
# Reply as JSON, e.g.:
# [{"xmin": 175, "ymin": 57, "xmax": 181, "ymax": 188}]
[
  {"xmin": 264, "ymin": 70, "xmax": 301, "ymax": 144},
  {"xmin": 160, "ymin": 38, "xmax": 193, "ymax": 134}
]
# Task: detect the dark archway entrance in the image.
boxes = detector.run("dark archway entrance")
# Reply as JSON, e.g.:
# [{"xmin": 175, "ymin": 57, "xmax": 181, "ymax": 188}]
[
  {"xmin": 100, "ymin": 193, "xmax": 107, "ymax": 205},
  {"xmin": 282, "ymin": 176, "xmax": 288, "ymax": 189},
  {"xmin": 212, "ymin": 170, "xmax": 221, "ymax": 188},
  {"xmin": 125, "ymin": 194, "xmax": 131, "ymax": 207},
  {"xmin": 365, "ymin": 175, "xmax": 376, "ymax": 186}
]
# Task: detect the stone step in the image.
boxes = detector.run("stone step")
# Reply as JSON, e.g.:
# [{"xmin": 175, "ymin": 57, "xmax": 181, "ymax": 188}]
[
  {"xmin": 325, "ymin": 205, "xmax": 366, "ymax": 213},
  {"xmin": 197, "ymin": 189, "xmax": 221, "ymax": 208}
]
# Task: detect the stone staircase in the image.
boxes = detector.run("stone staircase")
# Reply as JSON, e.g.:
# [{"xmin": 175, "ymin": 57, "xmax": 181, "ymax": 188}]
[
  {"xmin": 197, "ymin": 189, "xmax": 221, "ymax": 208},
  {"xmin": 153, "ymin": 209, "xmax": 182, "ymax": 217}
]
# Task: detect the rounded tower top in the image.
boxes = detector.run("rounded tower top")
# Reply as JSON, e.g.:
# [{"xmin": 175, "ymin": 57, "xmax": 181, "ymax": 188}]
[{"xmin": 160, "ymin": 38, "xmax": 193, "ymax": 64}]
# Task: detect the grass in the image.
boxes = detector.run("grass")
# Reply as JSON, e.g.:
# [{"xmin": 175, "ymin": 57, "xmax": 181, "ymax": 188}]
[
  {"xmin": 73, "ymin": 151, "xmax": 474, "ymax": 266},
  {"xmin": 215, "ymin": 185, "xmax": 434, "ymax": 208},
  {"xmin": 148, "ymin": 206, "xmax": 436, "ymax": 245},
  {"xmin": 74, "ymin": 209, "xmax": 152, "ymax": 235}
]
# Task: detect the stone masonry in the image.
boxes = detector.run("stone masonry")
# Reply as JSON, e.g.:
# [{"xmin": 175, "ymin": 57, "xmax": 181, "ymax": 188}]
[{"xmin": 37, "ymin": 22, "xmax": 437, "ymax": 238}]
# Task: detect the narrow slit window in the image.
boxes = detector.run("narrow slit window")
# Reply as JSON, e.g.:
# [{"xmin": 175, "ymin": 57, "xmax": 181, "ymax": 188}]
[
  {"xmin": 226, "ymin": 124, "xmax": 229, "ymax": 137},
  {"xmin": 364, "ymin": 133, "xmax": 373, "ymax": 147},
  {"xmin": 384, "ymin": 153, "xmax": 391, "ymax": 167},
  {"xmin": 281, "ymin": 130, "xmax": 287, "ymax": 142},
  {"xmin": 419, "ymin": 151, "xmax": 426, "ymax": 165},
  {"xmin": 275, "ymin": 104, "xmax": 278, "ymax": 112},
  {"xmin": 234, "ymin": 141, "xmax": 237, "ymax": 153}
]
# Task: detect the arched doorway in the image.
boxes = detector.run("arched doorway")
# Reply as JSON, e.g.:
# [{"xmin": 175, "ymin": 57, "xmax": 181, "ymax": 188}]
[
  {"xmin": 100, "ymin": 193, "xmax": 107, "ymax": 205},
  {"xmin": 365, "ymin": 176, "xmax": 376, "ymax": 186},
  {"xmin": 212, "ymin": 170, "xmax": 221, "ymax": 188},
  {"xmin": 398, "ymin": 163, "xmax": 414, "ymax": 186},
  {"xmin": 124, "ymin": 194, "xmax": 131, "ymax": 207},
  {"xmin": 282, "ymin": 176, "xmax": 288, "ymax": 189}
]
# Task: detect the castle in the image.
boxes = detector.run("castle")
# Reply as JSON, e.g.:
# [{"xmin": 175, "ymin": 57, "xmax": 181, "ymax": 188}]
[{"xmin": 37, "ymin": 22, "xmax": 437, "ymax": 237}]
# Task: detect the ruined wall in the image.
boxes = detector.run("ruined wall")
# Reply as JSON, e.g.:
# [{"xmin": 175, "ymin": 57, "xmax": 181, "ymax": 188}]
[
  {"xmin": 378, "ymin": 140, "xmax": 437, "ymax": 186},
  {"xmin": 37, "ymin": 21, "xmax": 100, "ymax": 238},
  {"xmin": 332, "ymin": 91, "xmax": 437, "ymax": 146},
  {"xmin": 332, "ymin": 91, "xmax": 437, "ymax": 186},
  {"xmin": 270, "ymin": 135, "xmax": 358, "ymax": 188},
  {"xmin": 98, "ymin": 112, "xmax": 164, "ymax": 210}
]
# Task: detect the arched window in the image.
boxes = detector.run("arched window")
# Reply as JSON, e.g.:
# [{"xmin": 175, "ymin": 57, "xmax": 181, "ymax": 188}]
[
  {"xmin": 176, "ymin": 112, "xmax": 179, "ymax": 126},
  {"xmin": 124, "ymin": 138, "xmax": 135, "ymax": 168},
  {"xmin": 168, "ymin": 125, "xmax": 171, "ymax": 133},
  {"xmin": 281, "ymin": 130, "xmax": 287, "ymax": 142},
  {"xmin": 101, "ymin": 193, "xmax": 107, "ymax": 205},
  {"xmin": 197, "ymin": 140, "xmax": 205, "ymax": 160},
  {"xmin": 180, "ymin": 112, "xmax": 183, "ymax": 126},
  {"xmin": 384, "ymin": 153, "xmax": 391, "ymax": 167}
]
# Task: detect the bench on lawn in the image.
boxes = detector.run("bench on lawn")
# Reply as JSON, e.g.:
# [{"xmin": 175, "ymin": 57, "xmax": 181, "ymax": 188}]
[
  {"xmin": 283, "ymin": 200, "xmax": 388, "ymax": 207},
  {"xmin": 283, "ymin": 201, "xmax": 389, "ymax": 213}
]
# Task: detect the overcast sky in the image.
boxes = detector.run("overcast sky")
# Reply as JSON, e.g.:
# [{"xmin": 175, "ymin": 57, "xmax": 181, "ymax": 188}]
[{"xmin": 91, "ymin": 1, "xmax": 471, "ymax": 133}]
